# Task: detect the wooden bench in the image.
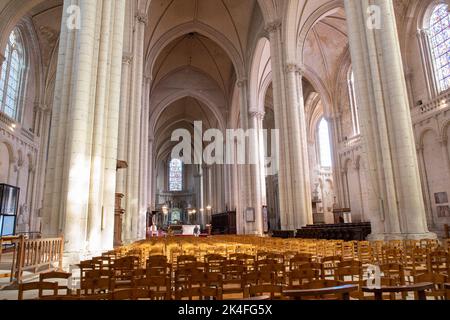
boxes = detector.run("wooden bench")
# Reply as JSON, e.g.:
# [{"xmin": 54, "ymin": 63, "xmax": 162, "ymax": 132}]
[
  {"xmin": 283, "ymin": 284, "xmax": 358, "ymax": 300},
  {"xmin": 362, "ymin": 282, "xmax": 434, "ymax": 300}
]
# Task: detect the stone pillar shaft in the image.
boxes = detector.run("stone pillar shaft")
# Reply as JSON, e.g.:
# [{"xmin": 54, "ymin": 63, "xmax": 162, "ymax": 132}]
[
  {"xmin": 344, "ymin": 0, "xmax": 435, "ymax": 239},
  {"xmin": 42, "ymin": 0, "xmax": 127, "ymax": 260}
]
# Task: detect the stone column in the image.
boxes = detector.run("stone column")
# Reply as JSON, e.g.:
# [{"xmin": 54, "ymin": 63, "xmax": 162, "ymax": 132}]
[
  {"xmin": 266, "ymin": 21, "xmax": 289, "ymax": 230},
  {"xmin": 138, "ymin": 76, "xmax": 151, "ymax": 238},
  {"xmin": 355, "ymin": 161, "xmax": 365, "ymax": 222},
  {"xmin": 116, "ymin": 53, "xmax": 133, "ymax": 195},
  {"xmin": 416, "ymin": 144, "xmax": 435, "ymax": 228},
  {"xmin": 249, "ymin": 111, "xmax": 266, "ymax": 234},
  {"xmin": 439, "ymin": 137, "xmax": 450, "ymax": 181},
  {"xmin": 344, "ymin": 0, "xmax": 435, "ymax": 239},
  {"xmin": 266, "ymin": 21, "xmax": 313, "ymax": 230},
  {"xmin": 123, "ymin": 10, "xmax": 147, "ymax": 243},
  {"xmin": 42, "ymin": 0, "xmax": 127, "ymax": 260},
  {"xmin": 237, "ymin": 80, "xmax": 251, "ymax": 217},
  {"xmin": 147, "ymin": 137, "xmax": 154, "ymax": 209}
]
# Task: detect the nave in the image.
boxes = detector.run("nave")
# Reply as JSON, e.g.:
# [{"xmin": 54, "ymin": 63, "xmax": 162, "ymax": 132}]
[{"xmin": 3, "ymin": 236, "xmax": 450, "ymax": 301}]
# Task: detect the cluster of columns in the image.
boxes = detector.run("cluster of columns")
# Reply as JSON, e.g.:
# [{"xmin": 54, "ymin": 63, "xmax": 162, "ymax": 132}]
[
  {"xmin": 116, "ymin": 7, "xmax": 148, "ymax": 244},
  {"xmin": 42, "ymin": 0, "xmax": 127, "ymax": 261},
  {"xmin": 344, "ymin": 0, "xmax": 435, "ymax": 239},
  {"xmin": 264, "ymin": 21, "xmax": 313, "ymax": 231}
]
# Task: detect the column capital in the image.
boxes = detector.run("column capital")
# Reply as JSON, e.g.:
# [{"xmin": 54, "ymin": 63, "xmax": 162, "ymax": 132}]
[
  {"xmin": 122, "ymin": 52, "xmax": 133, "ymax": 65},
  {"xmin": 416, "ymin": 143, "xmax": 424, "ymax": 153},
  {"xmin": 438, "ymin": 136, "xmax": 448, "ymax": 146},
  {"xmin": 264, "ymin": 20, "xmax": 282, "ymax": 34},
  {"xmin": 237, "ymin": 78, "xmax": 248, "ymax": 88},
  {"xmin": 249, "ymin": 110, "xmax": 265, "ymax": 120},
  {"xmin": 34, "ymin": 103, "xmax": 48, "ymax": 112},
  {"xmin": 135, "ymin": 11, "xmax": 148, "ymax": 25},
  {"xmin": 285, "ymin": 63, "xmax": 298, "ymax": 74}
]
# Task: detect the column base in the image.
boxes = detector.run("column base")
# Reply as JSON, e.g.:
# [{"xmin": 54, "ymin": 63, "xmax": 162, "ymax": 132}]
[{"xmin": 367, "ymin": 232, "xmax": 437, "ymax": 241}]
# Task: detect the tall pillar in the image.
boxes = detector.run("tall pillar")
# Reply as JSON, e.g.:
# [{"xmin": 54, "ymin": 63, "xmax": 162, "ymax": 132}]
[
  {"xmin": 416, "ymin": 144, "xmax": 435, "ymax": 228},
  {"xmin": 116, "ymin": 53, "xmax": 133, "ymax": 195},
  {"xmin": 266, "ymin": 20, "xmax": 313, "ymax": 230},
  {"xmin": 42, "ymin": 0, "xmax": 127, "ymax": 261},
  {"xmin": 249, "ymin": 111, "xmax": 266, "ymax": 235},
  {"xmin": 138, "ymin": 76, "xmax": 151, "ymax": 239},
  {"xmin": 344, "ymin": 0, "xmax": 435, "ymax": 239},
  {"xmin": 123, "ymin": 9, "xmax": 147, "ymax": 243},
  {"xmin": 237, "ymin": 80, "xmax": 251, "ymax": 218},
  {"xmin": 147, "ymin": 138, "xmax": 154, "ymax": 210}
]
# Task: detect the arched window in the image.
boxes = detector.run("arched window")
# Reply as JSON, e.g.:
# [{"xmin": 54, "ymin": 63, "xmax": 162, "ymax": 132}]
[
  {"xmin": 169, "ymin": 158, "xmax": 183, "ymax": 192},
  {"xmin": 347, "ymin": 69, "xmax": 360, "ymax": 135},
  {"xmin": 318, "ymin": 118, "xmax": 332, "ymax": 168},
  {"xmin": 0, "ymin": 28, "xmax": 26, "ymax": 120},
  {"xmin": 428, "ymin": 3, "xmax": 450, "ymax": 93}
]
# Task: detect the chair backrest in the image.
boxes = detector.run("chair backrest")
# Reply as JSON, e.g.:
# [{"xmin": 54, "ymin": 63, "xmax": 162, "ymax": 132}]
[
  {"xmin": 244, "ymin": 271, "xmax": 275, "ymax": 286},
  {"xmin": 112, "ymin": 288, "xmax": 153, "ymax": 300},
  {"xmin": 290, "ymin": 256, "xmax": 312, "ymax": 270},
  {"xmin": 245, "ymin": 284, "xmax": 283, "ymax": 300},
  {"xmin": 177, "ymin": 255, "xmax": 197, "ymax": 268},
  {"xmin": 335, "ymin": 261, "xmax": 363, "ymax": 283},
  {"xmin": 81, "ymin": 270, "xmax": 115, "ymax": 295},
  {"xmin": 176, "ymin": 286, "xmax": 223, "ymax": 300},
  {"xmin": 18, "ymin": 281, "xmax": 58, "ymax": 300},
  {"xmin": 380, "ymin": 263, "xmax": 406, "ymax": 286},
  {"xmin": 288, "ymin": 269, "xmax": 321, "ymax": 287}
]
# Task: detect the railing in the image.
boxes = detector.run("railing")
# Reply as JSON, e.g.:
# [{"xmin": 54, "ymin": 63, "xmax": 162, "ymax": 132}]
[
  {"xmin": 413, "ymin": 90, "xmax": 450, "ymax": 118},
  {"xmin": 0, "ymin": 111, "xmax": 15, "ymax": 127},
  {"xmin": 344, "ymin": 135, "xmax": 361, "ymax": 148},
  {"xmin": 14, "ymin": 235, "xmax": 64, "ymax": 283}
]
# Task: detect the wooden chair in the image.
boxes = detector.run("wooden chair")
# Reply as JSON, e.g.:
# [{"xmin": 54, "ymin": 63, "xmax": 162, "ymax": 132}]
[
  {"xmin": 176, "ymin": 255, "xmax": 197, "ymax": 269},
  {"xmin": 18, "ymin": 281, "xmax": 58, "ymax": 300},
  {"xmin": 80, "ymin": 270, "xmax": 115, "ymax": 296},
  {"xmin": 428, "ymin": 250, "xmax": 449, "ymax": 275},
  {"xmin": 362, "ymin": 282, "xmax": 434, "ymax": 300},
  {"xmin": 175, "ymin": 286, "xmax": 223, "ymax": 300},
  {"xmin": 414, "ymin": 272, "xmax": 448, "ymax": 300},
  {"xmin": 322, "ymin": 255, "xmax": 342, "ymax": 278},
  {"xmin": 112, "ymin": 288, "xmax": 153, "ymax": 300},
  {"xmin": 221, "ymin": 262, "xmax": 246, "ymax": 297},
  {"xmin": 134, "ymin": 275, "xmax": 171, "ymax": 300},
  {"xmin": 204, "ymin": 254, "xmax": 227, "ymax": 273},
  {"xmin": 244, "ymin": 271, "xmax": 275, "ymax": 286},
  {"xmin": 289, "ymin": 255, "xmax": 312, "ymax": 271},
  {"xmin": 39, "ymin": 271, "xmax": 72, "ymax": 295},
  {"xmin": 244, "ymin": 284, "xmax": 284, "ymax": 300},
  {"xmin": 404, "ymin": 248, "xmax": 428, "ymax": 284},
  {"xmin": 190, "ymin": 272, "xmax": 223, "ymax": 290},
  {"xmin": 288, "ymin": 269, "xmax": 321, "ymax": 288},
  {"xmin": 283, "ymin": 282, "xmax": 357, "ymax": 300},
  {"xmin": 297, "ymin": 262, "xmax": 325, "ymax": 280},
  {"xmin": 334, "ymin": 260, "xmax": 364, "ymax": 299},
  {"xmin": 229, "ymin": 253, "xmax": 256, "ymax": 272}
]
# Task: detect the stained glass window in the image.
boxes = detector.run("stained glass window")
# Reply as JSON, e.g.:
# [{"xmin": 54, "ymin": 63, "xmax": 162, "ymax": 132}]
[
  {"xmin": 348, "ymin": 69, "xmax": 360, "ymax": 135},
  {"xmin": 169, "ymin": 158, "xmax": 183, "ymax": 192},
  {"xmin": 0, "ymin": 28, "xmax": 25, "ymax": 120},
  {"xmin": 429, "ymin": 4, "xmax": 450, "ymax": 93},
  {"xmin": 318, "ymin": 118, "xmax": 332, "ymax": 168}
]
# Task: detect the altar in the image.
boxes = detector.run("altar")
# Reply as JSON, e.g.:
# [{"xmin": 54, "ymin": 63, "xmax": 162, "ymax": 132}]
[{"xmin": 169, "ymin": 225, "xmax": 201, "ymax": 236}]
